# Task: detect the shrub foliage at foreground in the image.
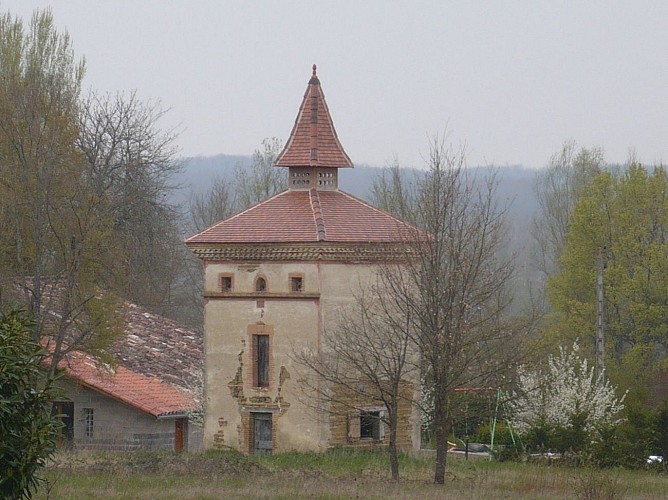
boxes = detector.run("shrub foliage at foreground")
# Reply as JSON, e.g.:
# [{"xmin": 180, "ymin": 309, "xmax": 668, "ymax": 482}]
[{"xmin": 0, "ymin": 310, "xmax": 61, "ymax": 499}]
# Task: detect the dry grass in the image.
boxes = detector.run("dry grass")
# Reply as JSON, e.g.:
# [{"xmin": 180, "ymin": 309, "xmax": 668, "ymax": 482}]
[{"xmin": 36, "ymin": 449, "xmax": 666, "ymax": 499}]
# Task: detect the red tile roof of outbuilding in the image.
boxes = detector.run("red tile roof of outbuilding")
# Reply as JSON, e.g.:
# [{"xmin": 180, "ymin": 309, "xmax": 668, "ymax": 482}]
[
  {"xmin": 185, "ymin": 189, "xmax": 417, "ymax": 244},
  {"xmin": 57, "ymin": 350, "xmax": 197, "ymax": 417},
  {"xmin": 274, "ymin": 64, "xmax": 353, "ymax": 169}
]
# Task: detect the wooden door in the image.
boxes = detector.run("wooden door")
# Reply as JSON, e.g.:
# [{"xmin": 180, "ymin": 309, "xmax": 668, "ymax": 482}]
[
  {"xmin": 252, "ymin": 413, "xmax": 272, "ymax": 456},
  {"xmin": 52, "ymin": 401, "xmax": 74, "ymax": 448},
  {"xmin": 175, "ymin": 418, "xmax": 188, "ymax": 453}
]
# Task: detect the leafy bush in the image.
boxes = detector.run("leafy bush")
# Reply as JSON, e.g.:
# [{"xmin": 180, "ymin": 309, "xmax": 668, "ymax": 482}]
[{"xmin": 0, "ymin": 310, "xmax": 62, "ymax": 499}]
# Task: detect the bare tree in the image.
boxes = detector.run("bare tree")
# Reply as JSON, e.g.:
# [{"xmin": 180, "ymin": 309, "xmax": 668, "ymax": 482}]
[
  {"xmin": 295, "ymin": 282, "xmax": 417, "ymax": 481},
  {"xmin": 187, "ymin": 175, "xmax": 236, "ymax": 233},
  {"xmin": 378, "ymin": 137, "xmax": 519, "ymax": 484},
  {"xmin": 369, "ymin": 158, "xmax": 414, "ymax": 220},
  {"xmin": 234, "ymin": 137, "xmax": 286, "ymax": 208},
  {"xmin": 0, "ymin": 10, "xmax": 124, "ymax": 373},
  {"xmin": 77, "ymin": 90, "xmax": 183, "ymax": 316},
  {"xmin": 186, "ymin": 137, "xmax": 286, "ymax": 235},
  {"xmin": 302, "ymin": 137, "xmax": 524, "ymax": 484},
  {"xmin": 0, "ymin": 10, "xmax": 186, "ymax": 371}
]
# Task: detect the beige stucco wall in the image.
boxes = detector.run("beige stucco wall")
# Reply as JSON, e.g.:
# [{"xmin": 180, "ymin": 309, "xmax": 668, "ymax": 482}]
[{"xmin": 202, "ymin": 259, "xmax": 421, "ymax": 453}]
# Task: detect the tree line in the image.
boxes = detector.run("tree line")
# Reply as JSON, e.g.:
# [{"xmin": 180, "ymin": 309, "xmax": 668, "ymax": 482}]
[
  {"xmin": 2, "ymin": 7, "xmax": 667, "ymax": 496},
  {"xmin": 0, "ymin": 12, "xmax": 286, "ymax": 496}
]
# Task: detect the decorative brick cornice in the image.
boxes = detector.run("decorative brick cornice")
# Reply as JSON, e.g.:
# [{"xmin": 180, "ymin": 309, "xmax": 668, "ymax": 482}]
[{"xmin": 187, "ymin": 242, "xmax": 412, "ymax": 263}]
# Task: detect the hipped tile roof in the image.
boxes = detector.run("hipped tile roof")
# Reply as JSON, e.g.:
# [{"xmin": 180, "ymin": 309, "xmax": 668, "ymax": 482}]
[
  {"xmin": 274, "ymin": 65, "xmax": 353, "ymax": 169},
  {"xmin": 58, "ymin": 350, "xmax": 197, "ymax": 417},
  {"xmin": 186, "ymin": 65, "xmax": 420, "ymax": 248},
  {"xmin": 185, "ymin": 189, "xmax": 417, "ymax": 245}
]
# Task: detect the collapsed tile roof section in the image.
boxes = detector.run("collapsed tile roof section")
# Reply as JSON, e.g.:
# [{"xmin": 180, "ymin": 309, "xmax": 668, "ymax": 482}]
[
  {"xmin": 274, "ymin": 64, "xmax": 353, "ymax": 169},
  {"xmin": 109, "ymin": 302, "xmax": 203, "ymax": 396}
]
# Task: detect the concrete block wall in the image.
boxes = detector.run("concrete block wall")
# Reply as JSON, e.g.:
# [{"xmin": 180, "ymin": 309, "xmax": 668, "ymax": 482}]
[{"xmin": 56, "ymin": 379, "xmax": 196, "ymax": 452}]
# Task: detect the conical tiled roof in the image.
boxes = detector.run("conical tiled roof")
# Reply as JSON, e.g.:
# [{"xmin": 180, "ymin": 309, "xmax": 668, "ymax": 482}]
[{"xmin": 274, "ymin": 65, "xmax": 353, "ymax": 169}]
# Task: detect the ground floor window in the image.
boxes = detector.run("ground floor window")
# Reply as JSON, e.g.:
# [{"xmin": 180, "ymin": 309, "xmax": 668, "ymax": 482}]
[
  {"xmin": 83, "ymin": 408, "xmax": 94, "ymax": 439},
  {"xmin": 349, "ymin": 408, "xmax": 386, "ymax": 442}
]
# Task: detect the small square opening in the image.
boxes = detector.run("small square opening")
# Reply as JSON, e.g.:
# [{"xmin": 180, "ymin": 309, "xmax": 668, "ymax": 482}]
[
  {"xmin": 220, "ymin": 275, "xmax": 233, "ymax": 292},
  {"xmin": 290, "ymin": 276, "xmax": 303, "ymax": 292}
]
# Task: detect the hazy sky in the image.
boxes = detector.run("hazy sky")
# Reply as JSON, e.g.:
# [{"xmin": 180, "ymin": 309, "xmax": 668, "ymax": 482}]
[{"xmin": 2, "ymin": 1, "xmax": 667, "ymax": 169}]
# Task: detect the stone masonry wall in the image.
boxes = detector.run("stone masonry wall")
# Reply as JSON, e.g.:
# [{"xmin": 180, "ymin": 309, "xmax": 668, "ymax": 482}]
[{"xmin": 328, "ymin": 381, "xmax": 415, "ymax": 449}]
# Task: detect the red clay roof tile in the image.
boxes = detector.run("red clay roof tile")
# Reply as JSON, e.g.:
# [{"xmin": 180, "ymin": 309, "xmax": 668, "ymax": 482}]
[
  {"xmin": 185, "ymin": 189, "xmax": 416, "ymax": 244},
  {"xmin": 57, "ymin": 350, "xmax": 197, "ymax": 417},
  {"xmin": 186, "ymin": 65, "xmax": 420, "ymax": 247}
]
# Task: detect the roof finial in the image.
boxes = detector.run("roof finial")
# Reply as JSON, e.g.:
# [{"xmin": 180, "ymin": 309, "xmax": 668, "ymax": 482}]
[{"xmin": 312, "ymin": 64, "xmax": 317, "ymax": 78}]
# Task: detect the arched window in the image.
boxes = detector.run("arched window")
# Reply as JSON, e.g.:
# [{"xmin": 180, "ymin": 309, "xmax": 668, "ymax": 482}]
[{"xmin": 255, "ymin": 277, "xmax": 267, "ymax": 292}]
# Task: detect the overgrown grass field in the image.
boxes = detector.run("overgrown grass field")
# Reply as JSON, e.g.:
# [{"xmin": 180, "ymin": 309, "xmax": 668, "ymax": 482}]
[{"xmin": 37, "ymin": 448, "xmax": 666, "ymax": 499}]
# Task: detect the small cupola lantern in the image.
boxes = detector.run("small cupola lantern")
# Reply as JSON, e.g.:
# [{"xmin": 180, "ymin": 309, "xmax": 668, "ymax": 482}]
[{"xmin": 274, "ymin": 64, "xmax": 353, "ymax": 191}]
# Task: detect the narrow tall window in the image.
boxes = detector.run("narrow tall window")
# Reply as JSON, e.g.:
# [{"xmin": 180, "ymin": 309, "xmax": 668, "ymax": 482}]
[
  {"xmin": 253, "ymin": 334, "xmax": 270, "ymax": 387},
  {"xmin": 255, "ymin": 277, "xmax": 267, "ymax": 292},
  {"xmin": 83, "ymin": 408, "xmax": 94, "ymax": 439}
]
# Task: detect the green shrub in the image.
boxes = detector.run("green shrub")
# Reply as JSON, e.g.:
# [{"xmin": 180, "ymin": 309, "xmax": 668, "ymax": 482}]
[
  {"xmin": 655, "ymin": 402, "xmax": 668, "ymax": 463},
  {"xmin": 588, "ymin": 403, "xmax": 664, "ymax": 469},
  {"xmin": 0, "ymin": 310, "xmax": 62, "ymax": 499},
  {"xmin": 476, "ymin": 421, "xmax": 516, "ymax": 447}
]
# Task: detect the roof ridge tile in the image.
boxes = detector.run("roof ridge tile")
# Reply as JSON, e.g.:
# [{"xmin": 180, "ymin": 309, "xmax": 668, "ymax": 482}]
[{"xmin": 309, "ymin": 188, "xmax": 327, "ymax": 241}]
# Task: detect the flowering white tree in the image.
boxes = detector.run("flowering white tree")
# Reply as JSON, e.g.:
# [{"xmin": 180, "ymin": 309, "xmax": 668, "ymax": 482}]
[{"xmin": 509, "ymin": 342, "xmax": 626, "ymax": 436}]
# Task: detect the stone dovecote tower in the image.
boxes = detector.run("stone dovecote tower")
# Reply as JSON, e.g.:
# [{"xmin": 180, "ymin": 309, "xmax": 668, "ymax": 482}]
[{"xmin": 186, "ymin": 65, "xmax": 420, "ymax": 455}]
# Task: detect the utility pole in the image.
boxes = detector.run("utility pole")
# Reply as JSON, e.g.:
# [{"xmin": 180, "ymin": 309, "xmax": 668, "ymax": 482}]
[{"xmin": 595, "ymin": 246, "xmax": 605, "ymax": 379}]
